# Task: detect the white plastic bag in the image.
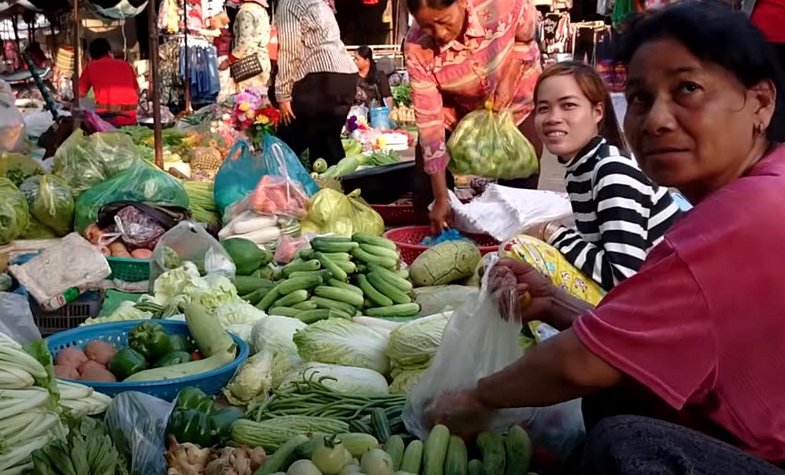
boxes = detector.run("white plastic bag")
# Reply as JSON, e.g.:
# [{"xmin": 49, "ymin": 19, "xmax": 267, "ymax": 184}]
[
  {"xmin": 403, "ymin": 256, "xmax": 585, "ymax": 465},
  {"xmin": 0, "ymin": 292, "xmax": 41, "ymax": 344},
  {"xmin": 149, "ymin": 221, "xmax": 235, "ymax": 287}
]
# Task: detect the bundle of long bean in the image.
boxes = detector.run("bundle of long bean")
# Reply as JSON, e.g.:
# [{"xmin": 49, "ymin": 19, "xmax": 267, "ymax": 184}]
[{"xmin": 248, "ymin": 375, "xmax": 407, "ymax": 424}]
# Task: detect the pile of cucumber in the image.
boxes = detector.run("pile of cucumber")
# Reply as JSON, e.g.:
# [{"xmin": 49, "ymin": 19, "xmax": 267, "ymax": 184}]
[{"xmin": 244, "ymin": 234, "xmax": 421, "ymax": 323}]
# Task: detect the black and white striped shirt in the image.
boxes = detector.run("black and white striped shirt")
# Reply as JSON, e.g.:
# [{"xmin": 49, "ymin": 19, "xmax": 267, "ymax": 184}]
[
  {"xmin": 275, "ymin": 0, "xmax": 358, "ymax": 102},
  {"xmin": 548, "ymin": 136, "xmax": 681, "ymax": 291}
]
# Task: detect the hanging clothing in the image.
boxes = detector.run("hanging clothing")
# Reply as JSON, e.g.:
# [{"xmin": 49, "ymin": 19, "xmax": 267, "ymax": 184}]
[
  {"xmin": 159, "ymin": 40, "xmax": 183, "ymax": 106},
  {"xmin": 180, "ymin": 42, "xmax": 220, "ymax": 104},
  {"xmin": 230, "ymin": 1, "xmax": 272, "ymax": 91}
]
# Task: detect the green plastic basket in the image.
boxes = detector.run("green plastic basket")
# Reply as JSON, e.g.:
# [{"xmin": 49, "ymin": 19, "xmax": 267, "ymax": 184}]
[{"xmin": 106, "ymin": 256, "xmax": 151, "ymax": 282}]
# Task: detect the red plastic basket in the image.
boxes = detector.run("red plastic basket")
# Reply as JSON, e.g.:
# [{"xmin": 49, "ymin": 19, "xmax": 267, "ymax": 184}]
[
  {"xmin": 384, "ymin": 226, "xmax": 500, "ymax": 265},
  {"xmin": 371, "ymin": 203, "xmax": 425, "ymax": 227}
]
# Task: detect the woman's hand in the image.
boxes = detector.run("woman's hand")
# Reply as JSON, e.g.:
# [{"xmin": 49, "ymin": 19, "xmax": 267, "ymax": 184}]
[
  {"xmin": 427, "ymin": 388, "xmax": 488, "ymax": 439},
  {"xmin": 490, "ymin": 258, "xmax": 556, "ymax": 323},
  {"xmin": 429, "ymin": 199, "xmax": 453, "ymax": 235},
  {"xmin": 279, "ymin": 100, "xmax": 296, "ymax": 126},
  {"xmin": 218, "ymin": 59, "xmax": 230, "ymax": 71},
  {"xmin": 491, "ymin": 59, "xmax": 523, "ymax": 112}
]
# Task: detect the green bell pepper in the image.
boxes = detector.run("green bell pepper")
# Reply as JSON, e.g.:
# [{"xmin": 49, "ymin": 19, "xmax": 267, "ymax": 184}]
[
  {"xmin": 209, "ymin": 407, "xmax": 244, "ymax": 444},
  {"xmin": 165, "ymin": 334, "xmax": 195, "ymax": 354},
  {"xmin": 108, "ymin": 348, "xmax": 148, "ymax": 380},
  {"xmin": 128, "ymin": 321, "xmax": 171, "ymax": 361},
  {"xmin": 175, "ymin": 387, "xmax": 214, "ymax": 413},
  {"xmin": 153, "ymin": 351, "xmax": 192, "ymax": 368},
  {"xmin": 166, "ymin": 407, "xmax": 216, "ymax": 447}
]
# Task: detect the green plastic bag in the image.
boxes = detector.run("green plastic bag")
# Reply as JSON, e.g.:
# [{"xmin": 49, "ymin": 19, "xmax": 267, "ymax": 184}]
[
  {"xmin": 447, "ymin": 106, "xmax": 539, "ymax": 180},
  {"xmin": 21, "ymin": 217, "xmax": 57, "ymax": 239},
  {"xmin": 0, "ymin": 177, "xmax": 30, "ymax": 244},
  {"xmin": 300, "ymin": 188, "xmax": 384, "ymax": 237},
  {"xmin": 19, "ymin": 175, "xmax": 75, "ymax": 236},
  {"xmin": 74, "ymin": 163, "xmax": 189, "ymax": 234}
]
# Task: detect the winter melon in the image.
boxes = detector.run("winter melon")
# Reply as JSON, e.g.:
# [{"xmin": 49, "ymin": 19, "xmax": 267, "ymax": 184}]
[{"xmin": 409, "ymin": 240, "xmax": 482, "ymax": 287}]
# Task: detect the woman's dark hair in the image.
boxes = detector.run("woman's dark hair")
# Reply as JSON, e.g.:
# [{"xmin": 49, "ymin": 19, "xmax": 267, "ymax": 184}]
[
  {"xmin": 88, "ymin": 38, "xmax": 112, "ymax": 60},
  {"xmin": 406, "ymin": 0, "xmax": 456, "ymax": 14},
  {"xmin": 534, "ymin": 61, "xmax": 627, "ymax": 150},
  {"xmin": 619, "ymin": 1, "xmax": 785, "ymax": 140},
  {"xmin": 357, "ymin": 45, "xmax": 379, "ymax": 84}
]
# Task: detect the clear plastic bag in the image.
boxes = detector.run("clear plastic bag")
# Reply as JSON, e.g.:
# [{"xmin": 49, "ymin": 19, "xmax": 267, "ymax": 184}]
[
  {"xmin": 0, "ymin": 291, "xmax": 41, "ymax": 344},
  {"xmin": 150, "ymin": 221, "xmax": 236, "ymax": 285},
  {"xmin": 447, "ymin": 106, "xmax": 539, "ymax": 180},
  {"xmin": 104, "ymin": 391, "xmax": 173, "ymax": 475},
  {"xmin": 0, "ymin": 177, "xmax": 30, "ymax": 245},
  {"xmin": 18, "ymin": 175, "xmax": 75, "ymax": 237},
  {"xmin": 214, "ymin": 137, "xmax": 319, "ymax": 218},
  {"xmin": 403, "ymin": 256, "xmax": 585, "ymax": 465},
  {"xmin": 300, "ymin": 188, "xmax": 384, "ymax": 237},
  {"xmin": 73, "ymin": 162, "xmax": 189, "ymax": 234},
  {"xmin": 228, "ymin": 173, "xmax": 310, "ymax": 219}
]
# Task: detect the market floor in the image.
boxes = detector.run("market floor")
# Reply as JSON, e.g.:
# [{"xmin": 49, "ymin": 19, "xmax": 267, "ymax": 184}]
[{"xmin": 538, "ymin": 149, "xmax": 566, "ymax": 193}]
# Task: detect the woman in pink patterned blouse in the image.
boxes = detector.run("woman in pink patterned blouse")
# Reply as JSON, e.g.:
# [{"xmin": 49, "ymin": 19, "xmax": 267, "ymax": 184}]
[{"xmin": 404, "ymin": 0, "xmax": 543, "ymax": 233}]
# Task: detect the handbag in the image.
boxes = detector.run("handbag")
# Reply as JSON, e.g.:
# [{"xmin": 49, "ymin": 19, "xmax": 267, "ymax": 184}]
[{"xmin": 230, "ymin": 54, "xmax": 264, "ymax": 83}]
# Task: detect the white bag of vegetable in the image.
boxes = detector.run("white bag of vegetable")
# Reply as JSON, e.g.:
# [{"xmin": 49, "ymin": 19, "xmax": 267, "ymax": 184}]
[
  {"xmin": 447, "ymin": 104, "xmax": 539, "ymax": 180},
  {"xmin": 403, "ymin": 256, "xmax": 585, "ymax": 465}
]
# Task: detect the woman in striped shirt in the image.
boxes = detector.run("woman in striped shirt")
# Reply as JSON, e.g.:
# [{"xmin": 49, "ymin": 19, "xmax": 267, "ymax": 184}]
[{"xmin": 525, "ymin": 61, "xmax": 680, "ymax": 291}]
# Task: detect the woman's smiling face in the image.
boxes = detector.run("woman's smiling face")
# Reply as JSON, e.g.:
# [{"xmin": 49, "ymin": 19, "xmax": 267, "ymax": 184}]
[{"xmin": 623, "ymin": 37, "xmax": 776, "ymax": 202}]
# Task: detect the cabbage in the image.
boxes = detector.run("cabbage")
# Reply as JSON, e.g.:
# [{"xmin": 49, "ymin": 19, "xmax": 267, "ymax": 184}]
[
  {"xmin": 189, "ymin": 274, "xmax": 239, "ymax": 311},
  {"xmin": 280, "ymin": 363, "xmax": 389, "ymax": 396},
  {"xmin": 389, "ymin": 369, "xmax": 426, "ymax": 394},
  {"xmin": 152, "ymin": 262, "xmax": 204, "ymax": 305},
  {"xmin": 293, "ymin": 318, "xmax": 390, "ymax": 374},
  {"xmin": 18, "ymin": 175, "xmax": 74, "ymax": 236},
  {"xmin": 0, "ymin": 177, "xmax": 30, "ymax": 244},
  {"xmin": 386, "ymin": 312, "xmax": 451, "ymax": 370},
  {"xmin": 223, "ymin": 350, "xmax": 275, "ymax": 405},
  {"xmin": 225, "ymin": 323, "xmax": 254, "ymax": 343},
  {"xmin": 250, "ymin": 315, "xmax": 306, "ymax": 356},
  {"xmin": 217, "ymin": 300, "xmax": 266, "ymax": 326},
  {"xmin": 82, "ymin": 301, "xmax": 153, "ymax": 326},
  {"xmin": 413, "ymin": 286, "xmax": 479, "ymax": 317}
]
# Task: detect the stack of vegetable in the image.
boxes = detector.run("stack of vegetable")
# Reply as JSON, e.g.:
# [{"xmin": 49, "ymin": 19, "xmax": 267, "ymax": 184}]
[
  {"xmin": 166, "ymin": 387, "xmax": 244, "ymax": 448},
  {"xmin": 56, "ymin": 379, "xmax": 113, "ymax": 417},
  {"xmin": 183, "ymin": 180, "xmax": 222, "ymax": 229},
  {"xmin": 219, "ymin": 211, "xmax": 300, "ymax": 250},
  {"xmin": 247, "ymin": 234, "xmax": 420, "ymax": 321}
]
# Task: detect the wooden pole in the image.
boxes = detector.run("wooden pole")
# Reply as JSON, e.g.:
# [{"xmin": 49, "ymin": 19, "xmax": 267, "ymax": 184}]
[
  {"xmin": 72, "ymin": 0, "xmax": 81, "ymax": 128},
  {"xmin": 183, "ymin": 2, "xmax": 191, "ymax": 114},
  {"xmin": 148, "ymin": 0, "xmax": 164, "ymax": 169}
]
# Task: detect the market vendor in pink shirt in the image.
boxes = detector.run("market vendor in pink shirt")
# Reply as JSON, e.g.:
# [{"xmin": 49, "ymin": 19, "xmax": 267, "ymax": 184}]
[
  {"xmin": 428, "ymin": 3, "xmax": 785, "ymax": 474},
  {"xmin": 404, "ymin": 0, "xmax": 543, "ymax": 233}
]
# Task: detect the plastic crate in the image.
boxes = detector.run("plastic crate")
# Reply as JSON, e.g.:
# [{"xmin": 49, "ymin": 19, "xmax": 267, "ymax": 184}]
[
  {"xmin": 46, "ymin": 320, "xmax": 249, "ymax": 401},
  {"xmin": 384, "ymin": 226, "xmax": 499, "ymax": 265},
  {"xmin": 31, "ymin": 290, "xmax": 102, "ymax": 337},
  {"xmin": 107, "ymin": 256, "xmax": 151, "ymax": 282}
]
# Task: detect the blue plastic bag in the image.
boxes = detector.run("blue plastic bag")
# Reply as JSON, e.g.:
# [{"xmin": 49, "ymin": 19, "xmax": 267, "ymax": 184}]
[{"xmin": 213, "ymin": 136, "xmax": 319, "ymax": 217}]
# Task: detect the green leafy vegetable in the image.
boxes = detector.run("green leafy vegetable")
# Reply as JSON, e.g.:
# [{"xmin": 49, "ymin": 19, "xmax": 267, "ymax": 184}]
[
  {"xmin": 386, "ymin": 313, "xmax": 450, "ymax": 371},
  {"xmin": 0, "ymin": 177, "xmax": 30, "ymax": 245},
  {"xmin": 392, "ymin": 84, "xmax": 412, "ymax": 107},
  {"xmin": 293, "ymin": 318, "xmax": 390, "ymax": 374},
  {"xmin": 19, "ymin": 174, "xmax": 74, "ymax": 236},
  {"xmin": 280, "ymin": 362, "xmax": 390, "ymax": 396}
]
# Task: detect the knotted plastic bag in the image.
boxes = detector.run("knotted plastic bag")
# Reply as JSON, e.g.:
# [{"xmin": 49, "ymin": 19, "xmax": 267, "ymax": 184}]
[
  {"xmin": 300, "ymin": 188, "xmax": 384, "ymax": 237},
  {"xmin": 447, "ymin": 104, "xmax": 539, "ymax": 180},
  {"xmin": 403, "ymin": 255, "xmax": 584, "ymax": 465}
]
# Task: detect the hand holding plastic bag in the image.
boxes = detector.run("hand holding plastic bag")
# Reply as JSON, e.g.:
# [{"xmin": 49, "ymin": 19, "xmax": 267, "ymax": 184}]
[{"xmin": 447, "ymin": 104, "xmax": 539, "ymax": 180}]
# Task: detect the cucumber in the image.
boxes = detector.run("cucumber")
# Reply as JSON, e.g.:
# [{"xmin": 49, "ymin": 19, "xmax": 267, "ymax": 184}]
[
  {"xmin": 292, "ymin": 301, "xmax": 319, "ymax": 311},
  {"xmin": 504, "ymin": 425, "xmax": 532, "ymax": 475},
  {"xmin": 467, "ymin": 459, "xmax": 484, "ymax": 475},
  {"xmin": 315, "ymin": 235, "xmax": 353, "ymax": 243},
  {"xmin": 333, "ymin": 259, "xmax": 358, "ymax": 274},
  {"xmin": 352, "ymin": 233, "xmax": 398, "ymax": 250},
  {"xmin": 328, "ymin": 278, "xmax": 364, "ymax": 296},
  {"xmin": 269, "ymin": 307, "xmax": 301, "ymax": 318},
  {"xmin": 242, "ymin": 286, "xmax": 271, "ymax": 306},
  {"xmin": 277, "ymin": 275, "xmax": 323, "ymax": 295},
  {"xmin": 370, "ymin": 408, "xmax": 391, "ymax": 443},
  {"xmin": 314, "ymin": 285, "xmax": 365, "ymax": 308},
  {"xmin": 444, "ymin": 435, "xmax": 468, "ymax": 475},
  {"xmin": 385, "ymin": 435, "xmax": 405, "ymax": 471},
  {"xmin": 310, "ymin": 296, "xmax": 358, "ymax": 315},
  {"xmin": 256, "ymin": 434, "xmax": 309, "ymax": 474},
  {"xmin": 234, "ymin": 276, "xmax": 275, "ymax": 295},
  {"xmin": 256, "ymin": 286, "xmax": 281, "ymax": 311},
  {"xmin": 339, "ymin": 432, "xmax": 380, "ymax": 457},
  {"xmin": 396, "ymin": 269, "xmax": 410, "ymax": 279},
  {"xmin": 288, "ymin": 269, "xmax": 334, "ymax": 281},
  {"xmin": 424, "ymin": 424, "xmax": 450, "ymax": 475},
  {"xmin": 477, "ymin": 432, "xmax": 506, "ymax": 475},
  {"xmin": 366, "ymin": 272, "xmax": 412, "ymax": 304},
  {"xmin": 349, "ymin": 419, "xmax": 374, "ymax": 435},
  {"xmin": 294, "ymin": 438, "xmax": 316, "ymax": 459},
  {"xmin": 282, "ymin": 259, "xmax": 321, "ymax": 277},
  {"xmin": 357, "ymin": 273, "xmax": 394, "ymax": 307},
  {"xmin": 314, "ymin": 252, "xmax": 348, "ymax": 281},
  {"xmin": 365, "ymin": 303, "xmax": 421, "ymax": 317},
  {"xmin": 295, "ymin": 309, "xmax": 333, "ymax": 324},
  {"xmin": 322, "ymin": 252, "xmax": 352, "ymax": 261},
  {"xmin": 312, "ymin": 238, "xmax": 360, "ymax": 253},
  {"xmin": 352, "ymin": 247, "xmax": 399, "ymax": 269},
  {"xmin": 272, "ymin": 289, "xmax": 309, "ymax": 308},
  {"xmin": 360, "ymin": 243, "xmax": 401, "ymax": 260},
  {"xmin": 401, "ymin": 440, "xmax": 423, "ymax": 474},
  {"xmin": 368, "ymin": 263, "xmax": 413, "ymax": 291},
  {"xmin": 297, "ymin": 248, "xmax": 315, "ymax": 260}
]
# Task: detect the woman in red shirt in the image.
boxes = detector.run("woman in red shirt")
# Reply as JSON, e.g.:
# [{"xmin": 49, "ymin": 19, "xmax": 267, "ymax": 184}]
[
  {"xmin": 747, "ymin": 0, "xmax": 785, "ymax": 141},
  {"xmin": 78, "ymin": 38, "xmax": 139, "ymax": 127},
  {"xmin": 429, "ymin": 3, "xmax": 785, "ymax": 473}
]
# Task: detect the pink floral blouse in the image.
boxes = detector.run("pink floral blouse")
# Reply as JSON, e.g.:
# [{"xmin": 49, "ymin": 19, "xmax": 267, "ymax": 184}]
[{"xmin": 404, "ymin": 0, "xmax": 541, "ymax": 174}]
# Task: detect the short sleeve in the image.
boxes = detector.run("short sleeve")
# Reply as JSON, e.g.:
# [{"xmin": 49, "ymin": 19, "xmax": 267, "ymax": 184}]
[{"xmin": 573, "ymin": 239, "xmax": 717, "ymax": 410}]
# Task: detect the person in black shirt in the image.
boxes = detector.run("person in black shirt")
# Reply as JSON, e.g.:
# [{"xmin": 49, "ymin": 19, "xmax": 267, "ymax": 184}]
[{"xmin": 353, "ymin": 46, "xmax": 393, "ymax": 109}]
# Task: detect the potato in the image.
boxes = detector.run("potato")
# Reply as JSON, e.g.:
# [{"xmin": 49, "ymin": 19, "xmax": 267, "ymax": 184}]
[
  {"xmin": 84, "ymin": 340, "xmax": 117, "ymax": 365},
  {"xmin": 79, "ymin": 366, "xmax": 117, "ymax": 382},
  {"xmin": 55, "ymin": 347, "xmax": 88, "ymax": 369},
  {"xmin": 130, "ymin": 248, "xmax": 153, "ymax": 259},
  {"xmin": 78, "ymin": 359, "xmax": 106, "ymax": 375},
  {"xmin": 54, "ymin": 364, "xmax": 79, "ymax": 380}
]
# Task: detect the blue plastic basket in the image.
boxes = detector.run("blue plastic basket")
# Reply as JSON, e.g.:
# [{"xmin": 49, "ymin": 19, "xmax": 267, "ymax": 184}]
[{"xmin": 45, "ymin": 320, "xmax": 249, "ymax": 401}]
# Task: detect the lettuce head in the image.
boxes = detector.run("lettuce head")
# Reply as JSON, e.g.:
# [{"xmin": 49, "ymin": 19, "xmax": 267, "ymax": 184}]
[{"xmin": 293, "ymin": 318, "xmax": 390, "ymax": 374}]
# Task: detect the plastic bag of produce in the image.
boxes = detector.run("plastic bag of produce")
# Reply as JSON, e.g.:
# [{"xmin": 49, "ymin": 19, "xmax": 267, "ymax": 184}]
[
  {"xmin": 105, "ymin": 391, "xmax": 173, "ymax": 475},
  {"xmin": 300, "ymin": 188, "xmax": 384, "ymax": 237},
  {"xmin": 52, "ymin": 130, "xmax": 106, "ymax": 194},
  {"xmin": 89, "ymin": 131, "xmax": 141, "ymax": 177},
  {"xmin": 73, "ymin": 162, "xmax": 188, "ymax": 234},
  {"xmin": 21, "ymin": 217, "xmax": 57, "ymax": 239},
  {"xmin": 214, "ymin": 138, "xmax": 319, "ymax": 218},
  {"xmin": 403, "ymin": 256, "xmax": 584, "ymax": 464},
  {"xmin": 447, "ymin": 105, "xmax": 539, "ymax": 180},
  {"xmin": 19, "ymin": 175, "xmax": 75, "ymax": 236},
  {"xmin": 0, "ymin": 177, "xmax": 30, "ymax": 244},
  {"xmin": 150, "ymin": 221, "xmax": 236, "ymax": 285}
]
